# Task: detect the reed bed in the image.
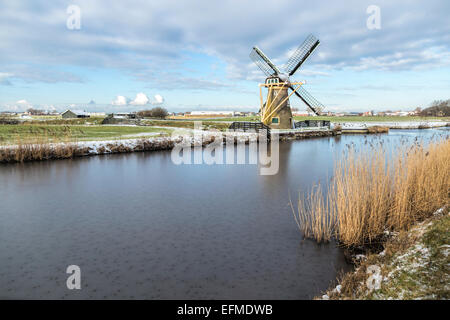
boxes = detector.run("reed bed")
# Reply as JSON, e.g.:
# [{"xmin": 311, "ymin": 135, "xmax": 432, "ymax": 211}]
[
  {"xmin": 367, "ymin": 126, "xmax": 389, "ymax": 133},
  {"xmin": 0, "ymin": 135, "xmax": 83, "ymax": 163},
  {"xmin": 0, "ymin": 134, "xmax": 217, "ymax": 163},
  {"xmin": 292, "ymin": 137, "xmax": 450, "ymax": 247},
  {"xmin": 291, "ymin": 184, "xmax": 335, "ymax": 243}
]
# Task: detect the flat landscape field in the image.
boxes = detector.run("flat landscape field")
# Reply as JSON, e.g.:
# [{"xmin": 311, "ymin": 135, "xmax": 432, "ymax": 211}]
[
  {"xmin": 0, "ymin": 124, "xmax": 173, "ymax": 145},
  {"xmin": 1, "ymin": 115, "xmax": 448, "ymax": 145}
]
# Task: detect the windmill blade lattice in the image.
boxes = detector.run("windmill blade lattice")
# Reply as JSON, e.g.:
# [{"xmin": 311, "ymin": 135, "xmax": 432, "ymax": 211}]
[
  {"xmin": 249, "ymin": 46, "xmax": 280, "ymax": 77},
  {"xmin": 291, "ymin": 85, "xmax": 324, "ymax": 115},
  {"xmin": 284, "ymin": 34, "xmax": 320, "ymax": 76}
]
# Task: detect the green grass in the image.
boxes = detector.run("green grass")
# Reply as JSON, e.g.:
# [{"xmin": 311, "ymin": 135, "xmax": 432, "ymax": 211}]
[
  {"xmin": 24, "ymin": 117, "xmax": 106, "ymax": 125},
  {"xmin": 373, "ymin": 214, "xmax": 450, "ymax": 300},
  {"xmin": 325, "ymin": 209, "xmax": 450, "ymax": 300},
  {"xmin": 142, "ymin": 119, "xmax": 231, "ymax": 131},
  {"xmin": 0, "ymin": 124, "xmax": 173, "ymax": 145},
  {"xmin": 203, "ymin": 116, "xmax": 260, "ymax": 122}
]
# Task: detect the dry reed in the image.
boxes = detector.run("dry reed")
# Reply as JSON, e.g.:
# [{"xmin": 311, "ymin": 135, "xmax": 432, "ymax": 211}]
[
  {"xmin": 0, "ymin": 133, "xmax": 83, "ymax": 163},
  {"xmin": 367, "ymin": 126, "xmax": 389, "ymax": 133},
  {"xmin": 292, "ymin": 137, "xmax": 450, "ymax": 247},
  {"xmin": 291, "ymin": 184, "xmax": 335, "ymax": 243}
]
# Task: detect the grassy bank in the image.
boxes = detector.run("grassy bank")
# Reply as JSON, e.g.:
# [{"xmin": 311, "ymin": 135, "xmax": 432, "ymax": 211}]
[
  {"xmin": 141, "ymin": 119, "xmax": 230, "ymax": 131},
  {"xmin": 0, "ymin": 124, "xmax": 172, "ymax": 145},
  {"xmin": 322, "ymin": 209, "xmax": 449, "ymax": 299},
  {"xmin": 23, "ymin": 117, "xmax": 106, "ymax": 125}
]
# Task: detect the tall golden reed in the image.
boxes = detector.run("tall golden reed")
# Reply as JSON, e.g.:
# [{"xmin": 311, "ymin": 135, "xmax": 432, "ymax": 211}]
[
  {"xmin": 0, "ymin": 133, "xmax": 79, "ymax": 163},
  {"xmin": 291, "ymin": 184, "xmax": 335, "ymax": 243},
  {"xmin": 292, "ymin": 138, "xmax": 450, "ymax": 246}
]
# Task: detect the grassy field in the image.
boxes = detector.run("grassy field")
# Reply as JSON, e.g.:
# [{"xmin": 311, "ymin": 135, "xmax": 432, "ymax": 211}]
[
  {"xmin": 206, "ymin": 116, "xmax": 450, "ymax": 122},
  {"xmin": 0, "ymin": 124, "xmax": 173, "ymax": 145},
  {"xmin": 23, "ymin": 117, "xmax": 106, "ymax": 125},
  {"xmin": 141, "ymin": 119, "xmax": 231, "ymax": 131}
]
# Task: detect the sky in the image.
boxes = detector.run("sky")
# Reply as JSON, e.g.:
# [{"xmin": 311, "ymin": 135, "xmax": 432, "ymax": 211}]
[{"xmin": 0, "ymin": 0, "xmax": 449, "ymax": 113}]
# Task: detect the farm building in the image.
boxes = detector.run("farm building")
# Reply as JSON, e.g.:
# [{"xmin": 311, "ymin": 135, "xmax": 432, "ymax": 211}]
[
  {"xmin": 61, "ymin": 110, "xmax": 90, "ymax": 119},
  {"xmin": 101, "ymin": 113, "xmax": 141, "ymax": 124}
]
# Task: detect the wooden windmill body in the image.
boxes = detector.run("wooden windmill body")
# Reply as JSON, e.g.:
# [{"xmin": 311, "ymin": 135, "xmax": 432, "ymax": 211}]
[{"xmin": 250, "ymin": 35, "xmax": 326, "ymax": 129}]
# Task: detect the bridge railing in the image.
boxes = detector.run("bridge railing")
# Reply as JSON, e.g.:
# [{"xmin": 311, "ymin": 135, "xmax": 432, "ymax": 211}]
[
  {"xmin": 228, "ymin": 121, "xmax": 271, "ymax": 140},
  {"xmin": 294, "ymin": 120, "xmax": 330, "ymax": 128}
]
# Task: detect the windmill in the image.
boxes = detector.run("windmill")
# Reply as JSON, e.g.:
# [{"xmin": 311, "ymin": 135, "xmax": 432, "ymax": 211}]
[{"xmin": 250, "ymin": 34, "xmax": 325, "ymax": 129}]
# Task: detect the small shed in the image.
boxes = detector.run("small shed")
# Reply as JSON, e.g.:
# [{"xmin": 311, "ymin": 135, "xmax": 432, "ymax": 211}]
[{"xmin": 61, "ymin": 110, "xmax": 90, "ymax": 119}]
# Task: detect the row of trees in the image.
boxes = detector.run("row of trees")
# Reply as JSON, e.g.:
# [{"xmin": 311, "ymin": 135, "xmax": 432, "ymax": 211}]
[
  {"xmin": 136, "ymin": 107, "xmax": 168, "ymax": 119},
  {"xmin": 27, "ymin": 108, "xmax": 46, "ymax": 115},
  {"xmin": 420, "ymin": 99, "xmax": 450, "ymax": 117}
]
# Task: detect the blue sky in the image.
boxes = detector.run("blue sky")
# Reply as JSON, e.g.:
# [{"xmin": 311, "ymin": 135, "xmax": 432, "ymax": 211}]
[{"xmin": 1, "ymin": 0, "xmax": 449, "ymax": 112}]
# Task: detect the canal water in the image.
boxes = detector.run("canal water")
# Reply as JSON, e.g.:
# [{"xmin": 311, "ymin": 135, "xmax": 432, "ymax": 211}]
[{"xmin": 0, "ymin": 128, "xmax": 448, "ymax": 299}]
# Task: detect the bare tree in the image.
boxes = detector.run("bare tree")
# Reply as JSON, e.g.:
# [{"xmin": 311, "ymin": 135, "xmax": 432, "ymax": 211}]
[{"xmin": 137, "ymin": 107, "xmax": 168, "ymax": 119}]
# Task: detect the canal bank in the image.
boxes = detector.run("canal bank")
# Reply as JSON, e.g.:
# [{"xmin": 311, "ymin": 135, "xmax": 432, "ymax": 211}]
[
  {"xmin": 1, "ymin": 120, "xmax": 448, "ymax": 164},
  {"xmin": 0, "ymin": 128, "xmax": 339, "ymax": 163},
  {"xmin": 321, "ymin": 206, "xmax": 449, "ymax": 300}
]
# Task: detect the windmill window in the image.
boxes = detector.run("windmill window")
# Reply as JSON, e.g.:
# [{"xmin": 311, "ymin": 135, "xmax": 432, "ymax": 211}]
[{"xmin": 271, "ymin": 117, "xmax": 279, "ymax": 124}]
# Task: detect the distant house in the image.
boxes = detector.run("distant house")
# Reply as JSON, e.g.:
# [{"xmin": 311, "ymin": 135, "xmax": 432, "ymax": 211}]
[
  {"xmin": 61, "ymin": 110, "xmax": 90, "ymax": 119},
  {"xmin": 88, "ymin": 112, "xmax": 106, "ymax": 117},
  {"xmin": 113, "ymin": 112, "xmax": 138, "ymax": 119},
  {"xmin": 101, "ymin": 112, "xmax": 140, "ymax": 124}
]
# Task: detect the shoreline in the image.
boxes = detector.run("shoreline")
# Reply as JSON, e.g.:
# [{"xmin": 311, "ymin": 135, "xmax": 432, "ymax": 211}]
[
  {"xmin": 0, "ymin": 131, "xmax": 260, "ymax": 164},
  {"xmin": 1, "ymin": 124, "xmax": 448, "ymax": 164},
  {"xmin": 0, "ymin": 128, "xmax": 338, "ymax": 164}
]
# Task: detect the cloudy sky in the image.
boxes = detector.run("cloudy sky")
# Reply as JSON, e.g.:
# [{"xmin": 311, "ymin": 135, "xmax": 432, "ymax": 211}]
[{"xmin": 1, "ymin": 0, "xmax": 449, "ymax": 112}]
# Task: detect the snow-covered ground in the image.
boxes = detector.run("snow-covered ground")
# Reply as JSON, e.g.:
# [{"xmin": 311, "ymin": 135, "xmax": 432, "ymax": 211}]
[
  {"xmin": 0, "ymin": 130, "xmax": 261, "ymax": 156},
  {"xmin": 321, "ymin": 206, "xmax": 449, "ymax": 300},
  {"xmin": 337, "ymin": 121, "xmax": 448, "ymax": 129}
]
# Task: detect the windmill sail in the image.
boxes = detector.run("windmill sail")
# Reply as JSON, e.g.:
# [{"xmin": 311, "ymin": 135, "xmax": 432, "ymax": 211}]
[
  {"xmin": 284, "ymin": 34, "xmax": 320, "ymax": 76},
  {"xmin": 290, "ymin": 85, "xmax": 324, "ymax": 115},
  {"xmin": 250, "ymin": 46, "xmax": 281, "ymax": 77}
]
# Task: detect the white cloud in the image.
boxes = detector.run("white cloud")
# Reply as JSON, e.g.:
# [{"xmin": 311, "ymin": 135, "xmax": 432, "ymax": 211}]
[
  {"xmin": 153, "ymin": 94, "xmax": 164, "ymax": 105},
  {"xmin": 2, "ymin": 0, "xmax": 449, "ymax": 87},
  {"xmin": 130, "ymin": 92, "xmax": 149, "ymax": 105},
  {"xmin": 111, "ymin": 95, "xmax": 129, "ymax": 106},
  {"xmin": 16, "ymin": 99, "xmax": 29, "ymax": 104},
  {"xmin": 111, "ymin": 93, "xmax": 162, "ymax": 106}
]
